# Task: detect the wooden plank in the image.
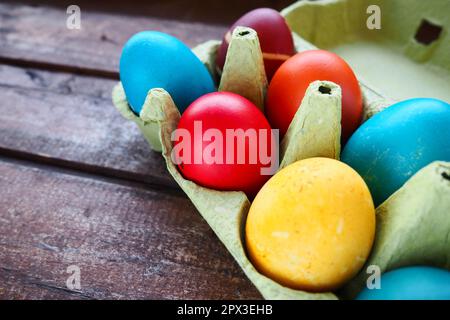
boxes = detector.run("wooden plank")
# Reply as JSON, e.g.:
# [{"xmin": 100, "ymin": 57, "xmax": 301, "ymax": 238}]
[
  {"xmin": 0, "ymin": 1, "xmax": 294, "ymax": 185},
  {"xmin": 4, "ymin": 0, "xmax": 294, "ymax": 25},
  {"xmin": 0, "ymin": 64, "xmax": 176, "ymax": 188},
  {"xmin": 0, "ymin": 1, "xmax": 294, "ymax": 77},
  {"xmin": 0, "ymin": 2, "xmax": 226, "ymax": 77},
  {"xmin": 0, "ymin": 158, "xmax": 261, "ymax": 299}
]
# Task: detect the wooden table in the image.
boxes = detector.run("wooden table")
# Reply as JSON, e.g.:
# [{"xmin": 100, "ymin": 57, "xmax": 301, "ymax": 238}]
[{"xmin": 0, "ymin": 0, "xmax": 293, "ymax": 299}]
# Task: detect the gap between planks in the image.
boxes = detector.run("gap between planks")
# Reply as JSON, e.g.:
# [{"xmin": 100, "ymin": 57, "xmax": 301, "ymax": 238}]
[
  {"xmin": 0, "ymin": 156, "xmax": 261, "ymax": 299},
  {"xmin": 0, "ymin": 1, "xmax": 294, "ymax": 77},
  {"xmin": 0, "ymin": 153, "xmax": 184, "ymax": 199},
  {"xmin": 0, "ymin": 64, "xmax": 177, "ymax": 192},
  {"xmin": 0, "ymin": 56, "xmax": 119, "ymax": 80},
  {"xmin": 0, "ymin": 2, "xmax": 227, "ymax": 77}
]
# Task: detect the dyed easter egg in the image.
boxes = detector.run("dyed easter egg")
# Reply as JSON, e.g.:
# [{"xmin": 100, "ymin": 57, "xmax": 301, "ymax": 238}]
[
  {"xmin": 246, "ymin": 158, "xmax": 375, "ymax": 292},
  {"xmin": 341, "ymin": 98, "xmax": 450, "ymax": 206},
  {"xmin": 266, "ymin": 50, "xmax": 363, "ymax": 140},
  {"xmin": 357, "ymin": 266, "xmax": 450, "ymax": 300},
  {"xmin": 216, "ymin": 8, "xmax": 295, "ymax": 80},
  {"xmin": 173, "ymin": 92, "xmax": 275, "ymax": 197},
  {"xmin": 120, "ymin": 31, "xmax": 215, "ymax": 115}
]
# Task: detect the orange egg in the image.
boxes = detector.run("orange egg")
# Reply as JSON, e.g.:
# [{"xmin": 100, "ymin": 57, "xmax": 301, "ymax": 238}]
[{"xmin": 266, "ymin": 50, "xmax": 363, "ymax": 141}]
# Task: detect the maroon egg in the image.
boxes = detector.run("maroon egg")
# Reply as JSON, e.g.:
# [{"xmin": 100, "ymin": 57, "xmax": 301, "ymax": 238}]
[{"xmin": 216, "ymin": 8, "xmax": 295, "ymax": 80}]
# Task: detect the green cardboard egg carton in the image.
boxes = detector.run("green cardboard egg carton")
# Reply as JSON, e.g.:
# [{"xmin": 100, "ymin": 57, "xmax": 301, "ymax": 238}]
[
  {"xmin": 282, "ymin": 0, "xmax": 450, "ymax": 111},
  {"xmin": 112, "ymin": 0, "xmax": 450, "ymax": 299}
]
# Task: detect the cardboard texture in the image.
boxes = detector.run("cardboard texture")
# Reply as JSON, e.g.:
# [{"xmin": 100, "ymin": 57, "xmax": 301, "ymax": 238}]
[{"xmin": 112, "ymin": 0, "xmax": 450, "ymax": 299}]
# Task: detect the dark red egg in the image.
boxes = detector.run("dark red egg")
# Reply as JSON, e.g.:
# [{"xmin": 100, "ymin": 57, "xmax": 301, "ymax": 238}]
[{"xmin": 216, "ymin": 8, "xmax": 295, "ymax": 80}]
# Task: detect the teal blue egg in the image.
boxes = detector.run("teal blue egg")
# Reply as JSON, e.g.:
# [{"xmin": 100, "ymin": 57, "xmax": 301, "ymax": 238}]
[
  {"xmin": 120, "ymin": 31, "xmax": 215, "ymax": 115},
  {"xmin": 341, "ymin": 98, "xmax": 450, "ymax": 206},
  {"xmin": 357, "ymin": 266, "xmax": 450, "ymax": 300}
]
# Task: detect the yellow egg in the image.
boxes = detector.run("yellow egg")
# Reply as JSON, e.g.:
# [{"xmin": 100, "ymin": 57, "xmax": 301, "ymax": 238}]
[{"xmin": 245, "ymin": 157, "xmax": 375, "ymax": 292}]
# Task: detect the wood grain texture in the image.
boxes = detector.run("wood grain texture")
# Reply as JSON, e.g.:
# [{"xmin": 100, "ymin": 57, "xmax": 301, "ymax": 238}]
[
  {"xmin": 3, "ymin": 0, "xmax": 294, "ymax": 25},
  {"xmin": 0, "ymin": 158, "xmax": 262, "ymax": 299},
  {"xmin": 0, "ymin": 64, "xmax": 175, "ymax": 188},
  {"xmin": 0, "ymin": 0, "xmax": 299, "ymax": 299},
  {"xmin": 0, "ymin": 2, "xmax": 226, "ymax": 77}
]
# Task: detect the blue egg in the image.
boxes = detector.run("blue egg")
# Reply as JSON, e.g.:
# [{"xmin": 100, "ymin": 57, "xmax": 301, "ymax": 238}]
[
  {"xmin": 120, "ymin": 31, "xmax": 216, "ymax": 115},
  {"xmin": 341, "ymin": 98, "xmax": 450, "ymax": 206},
  {"xmin": 357, "ymin": 266, "xmax": 450, "ymax": 300}
]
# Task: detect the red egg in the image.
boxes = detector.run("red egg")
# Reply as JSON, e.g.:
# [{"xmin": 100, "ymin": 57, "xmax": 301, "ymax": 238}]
[
  {"xmin": 173, "ymin": 92, "xmax": 276, "ymax": 197},
  {"xmin": 216, "ymin": 8, "xmax": 295, "ymax": 80},
  {"xmin": 266, "ymin": 50, "xmax": 363, "ymax": 141}
]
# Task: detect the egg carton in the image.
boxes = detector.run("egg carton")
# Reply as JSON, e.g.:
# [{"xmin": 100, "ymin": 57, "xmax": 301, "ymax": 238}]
[{"xmin": 112, "ymin": 0, "xmax": 450, "ymax": 299}]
